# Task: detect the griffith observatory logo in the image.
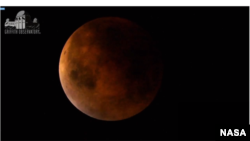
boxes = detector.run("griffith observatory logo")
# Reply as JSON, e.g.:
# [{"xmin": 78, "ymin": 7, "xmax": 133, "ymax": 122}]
[{"xmin": 4, "ymin": 10, "xmax": 41, "ymax": 34}]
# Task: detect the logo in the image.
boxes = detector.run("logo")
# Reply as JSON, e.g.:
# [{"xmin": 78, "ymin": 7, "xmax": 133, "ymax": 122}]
[
  {"xmin": 220, "ymin": 129, "xmax": 246, "ymax": 136},
  {"xmin": 4, "ymin": 10, "xmax": 41, "ymax": 34}
]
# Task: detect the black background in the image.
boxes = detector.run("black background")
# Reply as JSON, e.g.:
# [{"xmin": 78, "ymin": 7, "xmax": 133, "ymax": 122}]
[{"xmin": 1, "ymin": 7, "xmax": 249, "ymax": 140}]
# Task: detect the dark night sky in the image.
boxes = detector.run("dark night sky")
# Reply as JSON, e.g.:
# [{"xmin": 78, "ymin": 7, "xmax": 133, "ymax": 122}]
[{"xmin": 1, "ymin": 7, "xmax": 249, "ymax": 140}]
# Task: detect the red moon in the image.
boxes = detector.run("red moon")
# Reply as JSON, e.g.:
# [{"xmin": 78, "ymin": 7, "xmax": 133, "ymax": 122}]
[{"xmin": 59, "ymin": 17, "xmax": 163, "ymax": 121}]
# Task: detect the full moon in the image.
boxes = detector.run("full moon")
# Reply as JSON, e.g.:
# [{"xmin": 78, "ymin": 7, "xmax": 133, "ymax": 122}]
[{"xmin": 59, "ymin": 17, "xmax": 163, "ymax": 121}]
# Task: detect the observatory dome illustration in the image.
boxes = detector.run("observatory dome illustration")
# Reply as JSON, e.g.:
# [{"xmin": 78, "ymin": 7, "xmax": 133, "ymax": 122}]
[
  {"xmin": 4, "ymin": 10, "xmax": 41, "ymax": 34},
  {"xmin": 13, "ymin": 10, "xmax": 39, "ymax": 29}
]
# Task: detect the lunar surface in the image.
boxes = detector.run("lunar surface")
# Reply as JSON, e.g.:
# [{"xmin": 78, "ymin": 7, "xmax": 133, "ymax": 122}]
[{"xmin": 59, "ymin": 17, "xmax": 163, "ymax": 121}]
